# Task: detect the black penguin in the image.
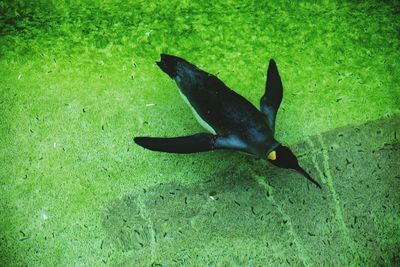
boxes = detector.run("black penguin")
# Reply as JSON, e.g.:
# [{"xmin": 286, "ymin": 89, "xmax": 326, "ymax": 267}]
[{"xmin": 134, "ymin": 54, "xmax": 321, "ymax": 189}]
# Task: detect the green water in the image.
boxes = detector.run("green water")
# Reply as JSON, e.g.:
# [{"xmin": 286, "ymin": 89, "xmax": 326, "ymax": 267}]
[{"xmin": 1, "ymin": 1, "xmax": 399, "ymax": 266}]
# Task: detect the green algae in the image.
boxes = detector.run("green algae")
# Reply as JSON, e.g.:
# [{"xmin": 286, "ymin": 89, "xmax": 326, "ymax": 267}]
[{"xmin": 0, "ymin": 1, "xmax": 399, "ymax": 266}]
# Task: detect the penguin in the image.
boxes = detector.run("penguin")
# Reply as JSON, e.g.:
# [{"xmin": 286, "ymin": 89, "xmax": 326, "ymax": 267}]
[{"xmin": 134, "ymin": 54, "xmax": 322, "ymax": 189}]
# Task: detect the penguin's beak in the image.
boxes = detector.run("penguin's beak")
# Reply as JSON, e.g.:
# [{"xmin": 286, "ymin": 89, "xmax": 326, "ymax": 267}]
[{"xmin": 295, "ymin": 166, "xmax": 322, "ymax": 189}]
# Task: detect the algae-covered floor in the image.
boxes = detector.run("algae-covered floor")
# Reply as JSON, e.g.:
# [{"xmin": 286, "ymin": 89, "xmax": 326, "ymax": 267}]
[{"xmin": 1, "ymin": 1, "xmax": 399, "ymax": 266}]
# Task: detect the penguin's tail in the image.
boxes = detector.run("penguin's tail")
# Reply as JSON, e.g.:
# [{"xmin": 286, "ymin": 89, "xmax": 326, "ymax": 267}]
[{"xmin": 156, "ymin": 54, "xmax": 184, "ymax": 79}]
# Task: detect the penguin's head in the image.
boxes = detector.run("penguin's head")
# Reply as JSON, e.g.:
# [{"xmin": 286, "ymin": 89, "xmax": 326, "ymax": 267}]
[{"xmin": 267, "ymin": 145, "xmax": 321, "ymax": 189}]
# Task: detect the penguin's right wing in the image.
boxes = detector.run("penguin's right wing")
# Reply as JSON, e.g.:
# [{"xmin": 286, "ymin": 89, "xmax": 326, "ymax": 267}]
[
  {"xmin": 259, "ymin": 59, "xmax": 283, "ymax": 135},
  {"xmin": 134, "ymin": 133, "xmax": 246, "ymax": 154}
]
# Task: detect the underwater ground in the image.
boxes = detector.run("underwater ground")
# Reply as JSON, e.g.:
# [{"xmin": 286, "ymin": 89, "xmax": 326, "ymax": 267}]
[{"xmin": 1, "ymin": 1, "xmax": 399, "ymax": 266}]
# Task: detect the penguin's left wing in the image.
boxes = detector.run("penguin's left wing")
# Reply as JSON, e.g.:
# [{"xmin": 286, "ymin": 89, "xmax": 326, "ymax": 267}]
[
  {"xmin": 134, "ymin": 133, "xmax": 245, "ymax": 154},
  {"xmin": 259, "ymin": 59, "xmax": 283, "ymax": 135}
]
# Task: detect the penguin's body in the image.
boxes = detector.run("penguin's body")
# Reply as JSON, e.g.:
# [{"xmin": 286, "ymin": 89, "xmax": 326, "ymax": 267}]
[
  {"xmin": 156, "ymin": 55, "xmax": 279, "ymax": 158},
  {"xmin": 135, "ymin": 54, "xmax": 321, "ymax": 188}
]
